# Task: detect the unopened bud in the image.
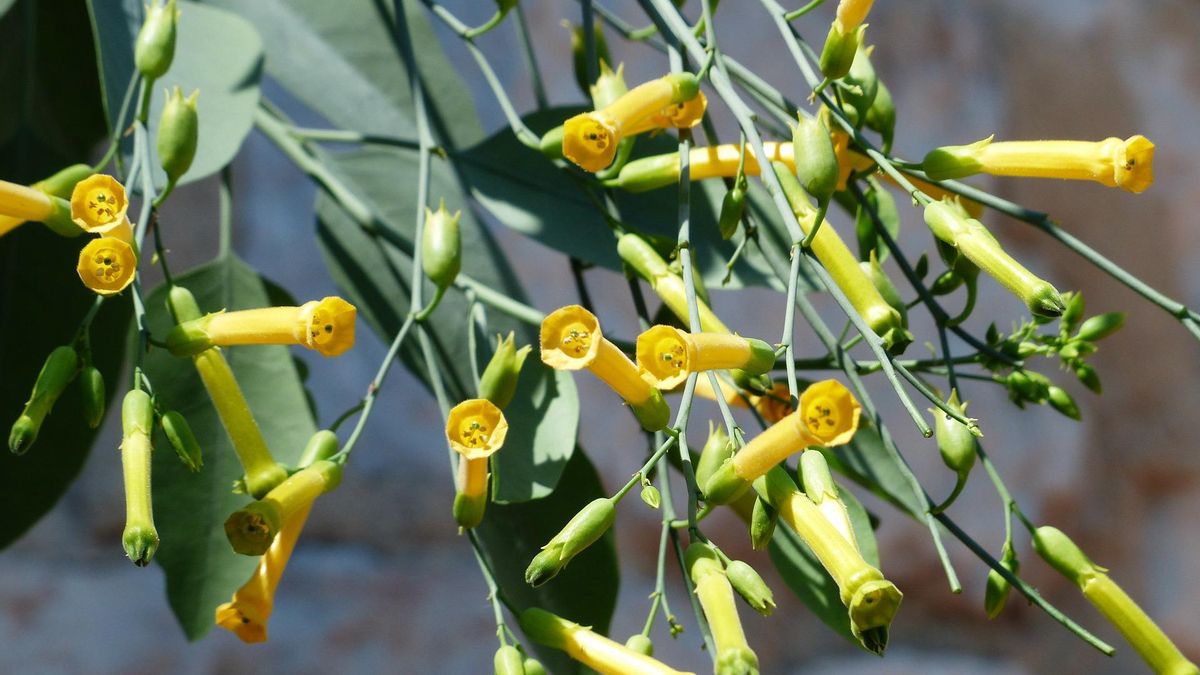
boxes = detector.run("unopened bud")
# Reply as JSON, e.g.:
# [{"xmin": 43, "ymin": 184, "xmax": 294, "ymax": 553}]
[
  {"xmin": 726, "ymin": 559, "xmax": 776, "ymax": 616},
  {"xmin": 79, "ymin": 365, "xmax": 107, "ymax": 429},
  {"xmin": 792, "ymin": 115, "xmax": 839, "ymax": 203},
  {"xmin": 933, "ymin": 391, "xmax": 977, "ymax": 475},
  {"xmin": 1032, "ymin": 526, "xmax": 1098, "ymax": 586},
  {"xmin": 694, "ymin": 421, "xmax": 733, "ymax": 491},
  {"xmin": 984, "ymin": 544, "xmax": 1019, "ymax": 619},
  {"xmin": 640, "ymin": 483, "xmax": 661, "ymax": 509},
  {"xmin": 521, "ymin": 658, "xmax": 546, "ymax": 675},
  {"xmin": 624, "ymin": 634, "xmax": 654, "ymax": 656},
  {"xmin": 297, "ymin": 429, "xmax": 340, "ymax": 467},
  {"xmin": 840, "ymin": 46, "xmax": 879, "ymax": 122},
  {"xmin": 494, "ymin": 644, "xmax": 525, "ymax": 675},
  {"xmin": 157, "ymin": 87, "xmax": 199, "ymax": 183},
  {"xmin": 525, "ymin": 497, "xmax": 616, "ymax": 587},
  {"xmin": 422, "ymin": 199, "xmax": 462, "ymax": 290},
  {"xmin": 717, "ymin": 180, "xmax": 747, "ymax": 240},
  {"xmin": 1076, "ymin": 312, "xmax": 1125, "ymax": 342},
  {"xmin": 1060, "ymin": 292, "xmax": 1086, "ymax": 335},
  {"xmin": 1076, "ymin": 363, "xmax": 1102, "ymax": 394},
  {"xmin": 135, "ymin": 0, "xmax": 178, "ymax": 79},
  {"xmin": 161, "ymin": 410, "xmax": 203, "ymax": 472},
  {"xmin": 749, "ymin": 496, "xmax": 777, "ymax": 550},
  {"xmin": 1047, "ymin": 385, "xmax": 1081, "ymax": 420},
  {"xmin": 478, "ymin": 332, "xmax": 531, "ymax": 410},
  {"xmin": 9, "ymin": 345, "xmax": 79, "ymax": 454}
]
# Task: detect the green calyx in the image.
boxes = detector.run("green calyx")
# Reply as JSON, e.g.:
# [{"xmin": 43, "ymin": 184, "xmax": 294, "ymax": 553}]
[
  {"xmin": 742, "ymin": 338, "xmax": 778, "ymax": 377},
  {"xmin": 715, "ymin": 647, "xmax": 760, "ymax": 675},
  {"xmin": 122, "ymin": 389, "xmax": 155, "ymax": 438},
  {"xmin": 157, "ymin": 87, "xmax": 199, "ymax": 184},
  {"xmin": 630, "ymin": 390, "xmax": 671, "ymax": 432},
  {"xmin": 694, "ymin": 422, "xmax": 733, "ymax": 491},
  {"xmin": 161, "ymin": 410, "xmax": 203, "ymax": 472},
  {"xmin": 792, "ymin": 115, "xmax": 839, "ymax": 202},
  {"xmin": 819, "ymin": 23, "xmax": 865, "ymax": 81},
  {"xmin": 749, "ymin": 496, "xmax": 777, "ymax": 551},
  {"xmin": 493, "ymin": 645, "xmax": 525, "ymax": 675},
  {"xmin": 663, "ymin": 72, "xmax": 701, "ymax": 105},
  {"xmin": 298, "ymin": 429, "xmax": 340, "ymax": 467},
  {"xmin": 135, "ymin": 0, "xmax": 178, "ymax": 80},
  {"xmin": 122, "ymin": 523, "xmax": 160, "ymax": 567},
  {"xmin": 921, "ymin": 137, "xmax": 991, "ymax": 181},
  {"xmin": 9, "ymin": 345, "xmax": 80, "ymax": 454},
  {"xmin": 453, "ymin": 491, "xmax": 487, "ymax": 530},
  {"xmin": 422, "ymin": 199, "xmax": 463, "ymax": 290},
  {"xmin": 704, "ymin": 460, "xmax": 751, "ymax": 505},
  {"xmin": 477, "ymin": 332, "xmax": 531, "ymax": 409},
  {"xmin": 1032, "ymin": 526, "xmax": 1100, "ymax": 586},
  {"xmin": 985, "ymin": 545, "xmax": 1019, "ymax": 619},
  {"xmin": 165, "ymin": 315, "xmax": 216, "ymax": 356},
  {"xmin": 726, "ymin": 560, "xmax": 776, "ymax": 616},
  {"xmin": 624, "ymin": 634, "xmax": 654, "ymax": 656}
]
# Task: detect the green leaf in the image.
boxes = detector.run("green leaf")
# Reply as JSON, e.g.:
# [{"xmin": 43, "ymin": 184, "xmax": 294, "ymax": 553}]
[
  {"xmin": 314, "ymin": 146, "xmax": 578, "ymax": 501},
  {"xmin": 86, "ymin": 0, "xmax": 264, "ymax": 184},
  {"xmin": 140, "ymin": 255, "xmax": 316, "ymax": 640},
  {"xmin": 0, "ymin": 0, "xmax": 16, "ymax": 19},
  {"xmin": 0, "ymin": 225, "xmax": 131, "ymax": 549},
  {"xmin": 206, "ymin": 0, "xmax": 481, "ymax": 149},
  {"xmin": 455, "ymin": 107, "xmax": 814, "ymax": 292},
  {"xmin": 767, "ymin": 471, "xmax": 880, "ymax": 648},
  {"xmin": 476, "ymin": 450, "xmax": 620, "ymax": 675}
]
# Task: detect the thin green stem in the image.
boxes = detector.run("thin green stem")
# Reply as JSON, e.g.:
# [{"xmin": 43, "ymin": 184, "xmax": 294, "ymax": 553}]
[
  {"xmin": 333, "ymin": 312, "xmax": 417, "ymax": 461},
  {"xmin": 287, "ymin": 126, "xmax": 422, "ymax": 150},
  {"xmin": 784, "ymin": 0, "xmax": 826, "ymax": 20},
  {"xmin": 614, "ymin": 435, "xmax": 679, "ymax": 502},
  {"xmin": 94, "ymin": 72, "xmax": 139, "ymax": 174},
  {"xmin": 512, "ymin": 3, "xmax": 548, "ymax": 109}
]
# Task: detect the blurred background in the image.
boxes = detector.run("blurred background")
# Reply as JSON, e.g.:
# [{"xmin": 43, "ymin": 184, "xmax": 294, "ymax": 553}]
[{"xmin": 3, "ymin": 1, "xmax": 1198, "ymax": 673}]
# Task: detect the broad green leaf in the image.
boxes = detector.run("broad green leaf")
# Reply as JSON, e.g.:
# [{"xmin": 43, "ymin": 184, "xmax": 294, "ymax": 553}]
[
  {"xmin": 767, "ymin": 472, "xmax": 880, "ymax": 648},
  {"xmin": 206, "ymin": 0, "xmax": 481, "ymax": 149},
  {"xmin": 86, "ymin": 0, "xmax": 263, "ymax": 184},
  {"xmin": 476, "ymin": 450, "xmax": 620, "ymax": 675},
  {"xmin": 0, "ymin": 0, "xmax": 15, "ymax": 19},
  {"xmin": 0, "ymin": 3, "xmax": 116, "ymax": 549},
  {"xmin": 314, "ymin": 146, "xmax": 578, "ymax": 501},
  {"xmin": 455, "ymin": 107, "xmax": 814, "ymax": 292},
  {"xmin": 140, "ymin": 255, "xmax": 316, "ymax": 640}
]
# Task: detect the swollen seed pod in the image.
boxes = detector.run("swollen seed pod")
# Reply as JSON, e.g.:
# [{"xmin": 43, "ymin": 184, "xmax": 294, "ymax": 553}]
[
  {"xmin": 624, "ymin": 634, "xmax": 654, "ymax": 657},
  {"xmin": 818, "ymin": 22, "xmax": 866, "ymax": 82},
  {"xmin": 725, "ymin": 560, "xmax": 776, "ymax": 616},
  {"xmin": 157, "ymin": 87, "xmax": 199, "ymax": 184},
  {"xmin": 135, "ymin": 0, "xmax": 178, "ymax": 79},
  {"xmin": 79, "ymin": 365, "xmax": 106, "ymax": 429},
  {"xmin": 717, "ymin": 179, "xmax": 747, "ymax": 240},
  {"xmin": 494, "ymin": 645, "xmax": 526, "ymax": 675},
  {"xmin": 161, "ymin": 410, "xmax": 203, "ymax": 472},
  {"xmin": 422, "ymin": 200, "xmax": 463, "ymax": 291},
  {"xmin": 477, "ymin": 332, "xmax": 531, "ymax": 410},
  {"xmin": 694, "ymin": 422, "xmax": 733, "ymax": 496},
  {"xmin": 9, "ymin": 345, "xmax": 80, "ymax": 454},
  {"xmin": 792, "ymin": 115, "xmax": 839, "ymax": 204},
  {"xmin": 640, "ymin": 484, "xmax": 661, "ymax": 509},
  {"xmin": 749, "ymin": 496, "xmax": 777, "ymax": 550}
]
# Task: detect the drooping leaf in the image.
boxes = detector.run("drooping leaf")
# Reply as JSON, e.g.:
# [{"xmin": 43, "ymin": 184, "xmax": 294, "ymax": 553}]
[
  {"xmin": 314, "ymin": 146, "xmax": 578, "ymax": 502},
  {"xmin": 476, "ymin": 450, "xmax": 619, "ymax": 675},
  {"xmin": 140, "ymin": 255, "xmax": 316, "ymax": 640},
  {"xmin": 206, "ymin": 0, "xmax": 481, "ymax": 150},
  {"xmin": 86, "ymin": 0, "xmax": 263, "ymax": 184},
  {"xmin": 456, "ymin": 107, "xmax": 812, "ymax": 293}
]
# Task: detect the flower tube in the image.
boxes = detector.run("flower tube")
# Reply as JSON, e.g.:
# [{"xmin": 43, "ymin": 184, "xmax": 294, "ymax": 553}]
[
  {"xmin": 0, "ymin": 165, "xmax": 91, "ymax": 237},
  {"xmin": 77, "ymin": 236, "xmax": 138, "ymax": 296},
  {"xmin": 705, "ymin": 379, "xmax": 860, "ymax": 504},
  {"xmin": 120, "ymin": 390, "xmax": 160, "ymax": 566},
  {"xmin": 686, "ymin": 544, "xmax": 760, "ymax": 674},
  {"xmin": 447, "ymin": 398, "xmax": 509, "ymax": 530},
  {"xmin": 636, "ymin": 325, "xmax": 775, "ymax": 390},
  {"xmin": 167, "ymin": 296, "xmax": 358, "ymax": 357},
  {"xmin": 540, "ymin": 305, "xmax": 670, "ymax": 431},
  {"xmin": 774, "ymin": 163, "xmax": 912, "ymax": 354},
  {"xmin": 224, "ymin": 460, "xmax": 342, "ymax": 556},
  {"xmin": 922, "ymin": 135, "xmax": 1155, "ymax": 193},
  {"xmin": 1033, "ymin": 526, "xmax": 1198, "ymax": 675},
  {"xmin": 604, "ymin": 142, "xmax": 795, "ymax": 193},
  {"xmin": 519, "ymin": 608, "xmax": 695, "ymax": 675},
  {"xmin": 562, "ymin": 72, "xmax": 701, "ymax": 172}
]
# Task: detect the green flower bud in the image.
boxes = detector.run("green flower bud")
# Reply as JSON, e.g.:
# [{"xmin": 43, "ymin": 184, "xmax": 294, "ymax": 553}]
[
  {"xmin": 422, "ymin": 199, "xmax": 462, "ymax": 290},
  {"xmin": 718, "ymin": 180, "xmax": 748, "ymax": 240},
  {"xmin": 861, "ymin": 252, "xmax": 907, "ymax": 329},
  {"xmin": 840, "ymin": 46, "xmax": 879, "ymax": 122},
  {"xmin": 933, "ymin": 391, "xmax": 977, "ymax": 475},
  {"xmin": 749, "ymin": 496, "xmax": 777, "ymax": 551},
  {"xmin": 9, "ymin": 345, "xmax": 80, "ymax": 454},
  {"xmin": 705, "ymin": 459, "xmax": 751, "ymax": 505},
  {"xmin": 624, "ymin": 634, "xmax": 654, "ymax": 656},
  {"xmin": 854, "ymin": 182, "xmax": 899, "ymax": 263},
  {"xmin": 79, "ymin": 365, "xmax": 107, "ymax": 429},
  {"xmin": 521, "ymin": 658, "xmax": 546, "ymax": 675},
  {"xmin": 984, "ymin": 544, "xmax": 1019, "ymax": 619},
  {"xmin": 167, "ymin": 284, "xmax": 203, "ymax": 322},
  {"xmin": 494, "ymin": 644, "xmax": 525, "ymax": 675},
  {"xmin": 135, "ymin": 0, "xmax": 178, "ymax": 80},
  {"xmin": 792, "ymin": 115, "xmax": 839, "ymax": 203},
  {"xmin": 1047, "ymin": 385, "xmax": 1081, "ymax": 420},
  {"xmin": 1076, "ymin": 312, "xmax": 1125, "ymax": 342},
  {"xmin": 568, "ymin": 21, "xmax": 611, "ymax": 96},
  {"xmin": 818, "ymin": 22, "xmax": 866, "ymax": 81},
  {"xmin": 588, "ymin": 60, "xmax": 627, "ymax": 110},
  {"xmin": 524, "ymin": 497, "xmax": 616, "ymax": 587},
  {"xmin": 477, "ymin": 332, "xmax": 531, "ymax": 410},
  {"xmin": 695, "ymin": 422, "xmax": 733, "ymax": 490},
  {"xmin": 157, "ymin": 86, "xmax": 199, "ymax": 184},
  {"xmin": 32, "ymin": 164, "xmax": 94, "ymax": 199},
  {"xmin": 1076, "ymin": 363, "xmax": 1102, "ymax": 394},
  {"xmin": 726, "ymin": 560, "xmax": 776, "ymax": 616},
  {"xmin": 161, "ymin": 410, "xmax": 203, "ymax": 472},
  {"xmin": 1060, "ymin": 291, "xmax": 1086, "ymax": 335},
  {"xmin": 640, "ymin": 484, "xmax": 661, "ymax": 509},
  {"xmin": 864, "ymin": 79, "xmax": 896, "ymax": 151},
  {"xmin": 1032, "ymin": 525, "xmax": 1099, "ymax": 586},
  {"xmin": 298, "ymin": 429, "xmax": 340, "ymax": 467}
]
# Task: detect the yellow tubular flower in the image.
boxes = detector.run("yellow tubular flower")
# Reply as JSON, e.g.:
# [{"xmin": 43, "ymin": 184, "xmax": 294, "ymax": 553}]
[
  {"xmin": 563, "ymin": 73, "xmax": 700, "ymax": 172},
  {"xmin": 77, "ymin": 236, "xmax": 138, "ymax": 296},
  {"xmin": 215, "ymin": 501, "xmax": 313, "ymax": 643},
  {"xmin": 520, "ymin": 608, "xmax": 696, "ymax": 675},
  {"xmin": 0, "ymin": 179, "xmax": 57, "ymax": 221},
  {"xmin": 758, "ymin": 467, "xmax": 901, "ymax": 654},
  {"xmin": 224, "ymin": 460, "xmax": 342, "ymax": 556},
  {"xmin": 705, "ymin": 379, "xmax": 860, "ymax": 504},
  {"xmin": 774, "ymin": 163, "xmax": 912, "ymax": 353},
  {"xmin": 923, "ymin": 135, "xmax": 1155, "ymax": 193},
  {"xmin": 686, "ymin": 544, "xmax": 760, "ymax": 674},
  {"xmin": 540, "ymin": 305, "xmax": 670, "ymax": 431},
  {"xmin": 70, "ymin": 174, "xmax": 134, "ymax": 240},
  {"xmin": 625, "ymin": 91, "xmax": 709, "ymax": 135},
  {"xmin": 446, "ymin": 399, "xmax": 508, "ymax": 529},
  {"xmin": 636, "ymin": 325, "xmax": 775, "ymax": 390},
  {"xmin": 167, "ymin": 297, "xmax": 358, "ymax": 358},
  {"xmin": 606, "ymin": 142, "xmax": 794, "ymax": 193},
  {"xmin": 836, "ymin": 0, "xmax": 875, "ymax": 31}
]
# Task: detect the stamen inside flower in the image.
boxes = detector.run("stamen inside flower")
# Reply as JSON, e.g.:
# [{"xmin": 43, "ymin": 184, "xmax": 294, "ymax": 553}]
[
  {"xmin": 459, "ymin": 417, "xmax": 492, "ymax": 449},
  {"xmin": 559, "ymin": 322, "xmax": 593, "ymax": 357},
  {"xmin": 85, "ymin": 187, "xmax": 120, "ymax": 225},
  {"xmin": 804, "ymin": 395, "xmax": 840, "ymax": 435},
  {"xmin": 92, "ymin": 247, "xmax": 123, "ymax": 282}
]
